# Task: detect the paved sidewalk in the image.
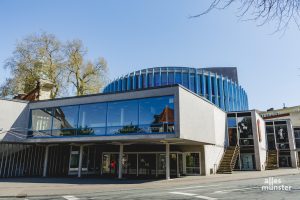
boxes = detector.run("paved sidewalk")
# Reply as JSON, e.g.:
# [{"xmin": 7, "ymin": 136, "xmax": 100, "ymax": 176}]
[{"xmin": 0, "ymin": 168, "xmax": 299, "ymax": 198}]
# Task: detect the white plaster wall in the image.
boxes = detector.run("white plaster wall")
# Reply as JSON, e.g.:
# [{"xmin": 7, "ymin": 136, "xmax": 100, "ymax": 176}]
[
  {"xmin": 178, "ymin": 87, "xmax": 227, "ymax": 145},
  {"xmin": 204, "ymin": 145, "xmax": 225, "ymax": 175},
  {"xmin": 287, "ymin": 120, "xmax": 298, "ymax": 168},
  {"xmin": 254, "ymin": 111, "xmax": 267, "ymax": 171},
  {"xmin": 0, "ymin": 99, "xmax": 28, "ymax": 141}
]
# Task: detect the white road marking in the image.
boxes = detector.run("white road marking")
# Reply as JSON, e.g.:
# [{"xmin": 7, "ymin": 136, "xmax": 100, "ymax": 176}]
[
  {"xmin": 213, "ymin": 187, "xmax": 254, "ymax": 194},
  {"xmin": 62, "ymin": 195, "xmax": 80, "ymax": 200},
  {"xmin": 169, "ymin": 192, "xmax": 218, "ymax": 199},
  {"xmin": 174, "ymin": 184, "xmax": 221, "ymax": 190},
  {"xmin": 169, "ymin": 191, "xmax": 198, "ymax": 196},
  {"xmin": 195, "ymin": 195, "xmax": 217, "ymax": 200}
]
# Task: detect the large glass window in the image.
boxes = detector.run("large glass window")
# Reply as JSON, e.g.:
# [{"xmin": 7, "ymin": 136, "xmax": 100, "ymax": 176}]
[
  {"xmin": 53, "ymin": 106, "xmax": 79, "ymax": 130},
  {"xmin": 107, "ymin": 100, "xmax": 139, "ymax": 134},
  {"xmin": 78, "ymin": 103, "xmax": 107, "ymax": 135},
  {"xmin": 294, "ymin": 128, "xmax": 300, "ymax": 148},
  {"xmin": 139, "ymin": 96, "xmax": 174, "ymax": 133},
  {"xmin": 30, "ymin": 108, "xmax": 53, "ymax": 131},
  {"xmin": 29, "ymin": 95, "xmax": 175, "ymax": 137},
  {"xmin": 227, "ymin": 117, "xmax": 237, "ymax": 128}
]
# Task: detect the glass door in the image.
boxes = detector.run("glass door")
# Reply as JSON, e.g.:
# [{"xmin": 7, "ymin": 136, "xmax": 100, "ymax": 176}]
[
  {"xmin": 241, "ymin": 153, "xmax": 254, "ymax": 170},
  {"xmin": 102, "ymin": 153, "xmax": 119, "ymax": 177},
  {"xmin": 185, "ymin": 153, "xmax": 200, "ymax": 175}
]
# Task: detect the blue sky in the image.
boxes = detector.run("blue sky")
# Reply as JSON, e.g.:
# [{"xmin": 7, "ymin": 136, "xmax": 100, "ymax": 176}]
[{"xmin": 0, "ymin": 0, "xmax": 299, "ymax": 110}]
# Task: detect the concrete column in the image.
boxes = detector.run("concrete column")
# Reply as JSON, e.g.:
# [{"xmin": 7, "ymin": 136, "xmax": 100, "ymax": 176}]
[
  {"xmin": 78, "ymin": 145, "xmax": 83, "ymax": 178},
  {"xmin": 118, "ymin": 144, "xmax": 123, "ymax": 179},
  {"xmin": 183, "ymin": 153, "xmax": 186, "ymax": 175},
  {"xmin": 166, "ymin": 143, "xmax": 170, "ymax": 180},
  {"xmin": 136, "ymin": 153, "xmax": 139, "ymax": 177},
  {"xmin": 43, "ymin": 145, "xmax": 49, "ymax": 177},
  {"xmin": 176, "ymin": 153, "xmax": 180, "ymax": 177}
]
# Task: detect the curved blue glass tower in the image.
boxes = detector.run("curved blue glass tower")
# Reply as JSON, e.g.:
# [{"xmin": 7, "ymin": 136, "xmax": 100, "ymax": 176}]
[{"xmin": 103, "ymin": 67, "xmax": 248, "ymax": 111}]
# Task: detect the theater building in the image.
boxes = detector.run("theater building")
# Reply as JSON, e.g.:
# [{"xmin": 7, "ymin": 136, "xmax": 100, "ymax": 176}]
[{"xmin": 0, "ymin": 67, "xmax": 297, "ymax": 179}]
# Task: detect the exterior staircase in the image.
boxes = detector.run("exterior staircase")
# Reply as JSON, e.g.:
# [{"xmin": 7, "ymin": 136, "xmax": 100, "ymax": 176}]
[
  {"xmin": 217, "ymin": 145, "xmax": 240, "ymax": 174},
  {"xmin": 266, "ymin": 150, "xmax": 279, "ymax": 170}
]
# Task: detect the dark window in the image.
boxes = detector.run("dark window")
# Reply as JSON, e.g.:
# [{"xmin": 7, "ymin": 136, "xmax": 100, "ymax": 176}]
[
  {"xmin": 266, "ymin": 126, "xmax": 274, "ymax": 134},
  {"xmin": 274, "ymin": 121, "xmax": 287, "ymax": 125},
  {"xmin": 237, "ymin": 112, "xmax": 251, "ymax": 117},
  {"xmin": 266, "ymin": 122, "xmax": 273, "ymax": 126}
]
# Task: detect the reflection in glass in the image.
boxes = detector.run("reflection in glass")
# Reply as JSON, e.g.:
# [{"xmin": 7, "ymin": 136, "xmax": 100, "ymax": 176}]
[
  {"xmin": 186, "ymin": 153, "xmax": 200, "ymax": 174},
  {"xmin": 139, "ymin": 96, "xmax": 174, "ymax": 133},
  {"xmin": 78, "ymin": 103, "xmax": 106, "ymax": 129},
  {"xmin": 227, "ymin": 117, "xmax": 237, "ymax": 128},
  {"xmin": 30, "ymin": 95, "xmax": 175, "ymax": 137},
  {"xmin": 31, "ymin": 108, "xmax": 53, "ymax": 131},
  {"xmin": 53, "ymin": 106, "xmax": 79, "ymax": 129}
]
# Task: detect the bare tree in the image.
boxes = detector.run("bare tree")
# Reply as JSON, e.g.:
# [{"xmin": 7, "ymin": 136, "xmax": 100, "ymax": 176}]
[
  {"xmin": 64, "ymin": 40, "xmax": 108, "ymax": 96},
  {"xmin": 191, "ymin": 0, "xmax": 300, "ymax": 32},
  {"xmin": 1, "ymin": 32, "xmax": 65, "ymax": 98}
]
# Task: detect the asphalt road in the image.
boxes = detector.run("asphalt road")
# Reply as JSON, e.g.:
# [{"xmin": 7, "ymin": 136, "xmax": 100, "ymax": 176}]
[{"xmin": 2, "ymin": 173, "xmax": 300, "ymax": 200}]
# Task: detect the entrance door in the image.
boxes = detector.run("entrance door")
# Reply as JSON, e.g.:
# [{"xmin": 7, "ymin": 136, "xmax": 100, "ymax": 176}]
[
  {"xmin": 138, "ymin": 154, "xmax": 156, "ymax": 177},
  {"xmin": 170, "ymin": 153, "xmax": 177, "ymax": 176},
  {"xmin": 69, "ymin": 150, "xmax": 79, "ymax": 175},
  {"xmin": 279, "ymin": 155, "xmax": 291, "ymax": 167},
  {"xmin": 241, "ymin": 153, "xmax": 254, "ymax": 170},
  {"xmin": 185, "ymin": 153, "xmax": 200, "ymax": 175},
  {"xmin": 102, "ymin": 153, "xmax": 119, "ymax": 177},
  {"xmin": 122, "ymin": 154, "xmax": 137, "ymax": 177},
  {"xmin": 228, "ymin": 128, "xmax": 238, "ymax": 146}
]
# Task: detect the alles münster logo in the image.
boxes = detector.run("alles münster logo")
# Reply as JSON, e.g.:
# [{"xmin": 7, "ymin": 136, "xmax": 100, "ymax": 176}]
[{"xmin": 261, "ymin": 177, "xmax": 292, "ymax": 191}]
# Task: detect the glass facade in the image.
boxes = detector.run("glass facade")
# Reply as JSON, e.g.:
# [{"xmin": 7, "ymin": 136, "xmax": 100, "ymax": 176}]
[
  {"xmin": 103, "ymin": 67, "xmax": 248, "ymax": 111},
  {"xmin": 29, "ymin": 96, "xmax": 175, "ymax": 137}
]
